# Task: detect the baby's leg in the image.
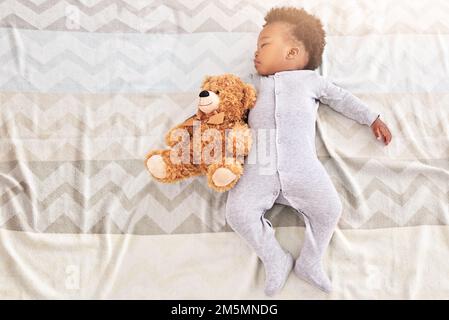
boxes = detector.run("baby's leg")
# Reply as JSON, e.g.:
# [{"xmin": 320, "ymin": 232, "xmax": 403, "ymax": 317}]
[
  {"xmin": 292, "ymin": 188, "xmax": 342, "ymax": 293},
  {"xmin": 226, "ymin": 184, "xmax": 293, "ymax": 296}
]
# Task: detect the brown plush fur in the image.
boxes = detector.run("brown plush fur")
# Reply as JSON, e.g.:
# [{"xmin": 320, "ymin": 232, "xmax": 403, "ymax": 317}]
[{"xmin": 144, "ymin": 74, "xmax": 256, "ymax": 192}]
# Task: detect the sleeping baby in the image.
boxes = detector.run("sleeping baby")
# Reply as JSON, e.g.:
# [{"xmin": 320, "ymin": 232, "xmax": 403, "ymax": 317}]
[{"xmin": 225, "ymin": 6, "xmax": 392, "ymax": 296}]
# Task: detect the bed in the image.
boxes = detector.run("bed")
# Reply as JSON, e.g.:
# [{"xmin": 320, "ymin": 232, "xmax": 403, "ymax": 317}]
[{"xmin": 1, "ymin": 0, "xmax": 448, "ymax": 299}]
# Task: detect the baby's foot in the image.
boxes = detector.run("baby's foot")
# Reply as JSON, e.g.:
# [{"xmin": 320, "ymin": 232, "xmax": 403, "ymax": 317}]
[
  {"xmin": 293, "ymin": 258, "xmax": 332, "ymax": 293},
  {"xmin": 264, "ymin": 252, "xmax": 294, "ymax": 296}
]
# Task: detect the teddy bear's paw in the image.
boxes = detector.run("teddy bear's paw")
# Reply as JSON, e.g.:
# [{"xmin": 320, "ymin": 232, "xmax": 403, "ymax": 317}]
[
  {"xmin": 146, "ymin": 155, "xmax": 167, "ymax": 179},
  {"xmin": 211, "ymin": 167, "xmax": 237, "ymax": 187},
  {"xmin": 226, "ymin": 125, "xmax": 253, "ymax": 157}
]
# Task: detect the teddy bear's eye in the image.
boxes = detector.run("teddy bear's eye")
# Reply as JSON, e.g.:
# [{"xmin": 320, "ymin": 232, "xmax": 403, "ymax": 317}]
[{"xmin": 215, "ymin": 91, "xmax": 220, "ymax": 95}]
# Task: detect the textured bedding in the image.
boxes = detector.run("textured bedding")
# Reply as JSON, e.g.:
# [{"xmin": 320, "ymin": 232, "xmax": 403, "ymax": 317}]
[{"xmin": 0, "ymin": 0, "xmax": 448, "ymax": 299}]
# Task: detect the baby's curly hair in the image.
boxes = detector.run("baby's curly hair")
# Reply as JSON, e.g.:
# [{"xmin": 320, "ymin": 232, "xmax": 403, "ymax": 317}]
[{"xmin": 263, "ymin": 6, "xmax": 326, "ymax": 70}]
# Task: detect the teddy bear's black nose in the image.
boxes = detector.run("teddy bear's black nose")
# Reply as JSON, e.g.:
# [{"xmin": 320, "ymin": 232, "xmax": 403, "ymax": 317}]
[{"xmin": 199, "ymin": 90, "xmax": 209, "ymax": 97}]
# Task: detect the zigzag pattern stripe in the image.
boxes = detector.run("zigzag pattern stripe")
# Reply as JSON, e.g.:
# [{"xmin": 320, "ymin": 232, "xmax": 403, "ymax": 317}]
[
  {"xmin": 1, "ymin": 29, "xmax": 448, "ymax": 93},
  {"xmin": 1, "ymin": 91, "xmax": 448, "ymax": 142},
  {"xmin": 0, "ymin": 159, "xmax": 448, "ymax": 232},
  {"xmin": 0, "ymin": 0, "xmax": 448, "ymax": 35}
]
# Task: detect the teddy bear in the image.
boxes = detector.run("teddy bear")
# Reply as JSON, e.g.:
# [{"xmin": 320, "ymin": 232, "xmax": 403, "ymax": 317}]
[{"xmin": 144, "ymin": 73, "xmax": 256, "ymax": 192}]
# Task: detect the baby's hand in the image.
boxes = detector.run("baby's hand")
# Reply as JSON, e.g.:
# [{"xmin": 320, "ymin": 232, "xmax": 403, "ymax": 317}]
[{"xmin": 370, "ymin": 118, "xmax": 392, "ymax": 145}]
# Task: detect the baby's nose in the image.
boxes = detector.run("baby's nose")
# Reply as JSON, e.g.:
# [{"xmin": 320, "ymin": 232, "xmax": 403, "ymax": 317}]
[{"xmin": 199, "ymin": 90, "xmax": 209, "ymax": 97}]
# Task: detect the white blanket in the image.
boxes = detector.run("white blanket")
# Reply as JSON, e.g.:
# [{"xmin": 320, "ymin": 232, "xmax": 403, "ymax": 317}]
[{"xmin": 0, "ymin": 0, "xmax": 448, "ymax": 299}]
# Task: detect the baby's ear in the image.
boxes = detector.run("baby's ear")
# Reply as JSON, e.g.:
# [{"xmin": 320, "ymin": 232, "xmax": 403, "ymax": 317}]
[{"xmin": 241, "ymin": 83, "xmax": 257, "ymax": 109}]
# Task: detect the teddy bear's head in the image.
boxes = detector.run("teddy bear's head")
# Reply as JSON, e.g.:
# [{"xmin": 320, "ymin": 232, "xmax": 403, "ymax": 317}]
[{"xmin": 197, "ymin": 74, "xmax": 256, "ymax": 123}]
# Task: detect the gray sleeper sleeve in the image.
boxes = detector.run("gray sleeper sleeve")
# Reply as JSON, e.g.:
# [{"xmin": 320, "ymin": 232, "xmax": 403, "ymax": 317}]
[{"xmin": 318, "ymin": 76, "xmax": 380, "ymax": 127}]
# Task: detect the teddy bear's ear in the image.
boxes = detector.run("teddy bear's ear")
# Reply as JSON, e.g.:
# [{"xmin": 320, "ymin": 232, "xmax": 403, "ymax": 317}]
[
  {"xmin": 201, "ymin": 75, "xmax": 212, "ymax": 88},
  {"xmin": 241, "ymin": 83, "xmax": 257, "ymax": 109}
]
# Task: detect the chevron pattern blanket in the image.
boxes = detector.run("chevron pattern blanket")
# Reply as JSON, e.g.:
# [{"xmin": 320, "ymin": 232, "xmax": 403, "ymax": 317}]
[{"xmin": 0, "ymin": 0, "xmax": 448, "ymax": 299}]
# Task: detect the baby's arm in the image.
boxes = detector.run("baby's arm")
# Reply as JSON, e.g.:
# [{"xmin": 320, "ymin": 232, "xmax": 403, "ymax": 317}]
[
  {"xmin": 317, "ymin": 76, "xmax": 380, "ymax": 127},
  {"xmin": 317, "ymin": 76, "xmax": 392, "ymax": 145}
]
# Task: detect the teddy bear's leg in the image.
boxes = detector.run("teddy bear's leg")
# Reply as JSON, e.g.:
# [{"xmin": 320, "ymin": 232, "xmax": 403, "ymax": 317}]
[
  {"xmin": 207, "ymin": 158, "xmax": 243, "ymax": 192},
  {"xmin": 146, "ymin": 151, "xmax": 167, "ymax": 179},
  {"xmin": 145, "ymin": 149, "xmax": 202, "ymax": 183}
]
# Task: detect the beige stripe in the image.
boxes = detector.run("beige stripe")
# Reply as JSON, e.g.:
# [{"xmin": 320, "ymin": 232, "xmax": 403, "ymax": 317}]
[
  {"xmin": 1, "ymin": 91, "xmax": 448, "ymax": 161},
  {"xmin": 1, "ymin": 225, "xmax": 449, "ymax": 299}
]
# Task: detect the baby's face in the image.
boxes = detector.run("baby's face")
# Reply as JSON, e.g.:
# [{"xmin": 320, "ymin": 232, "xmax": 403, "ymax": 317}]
[{"xmin": 254, "ymin": 22, "xmax": 300, "ymax": 76}]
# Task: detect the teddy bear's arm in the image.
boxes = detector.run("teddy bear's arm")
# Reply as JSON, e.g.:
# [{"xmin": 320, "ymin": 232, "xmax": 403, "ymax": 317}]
[
  {"xmin": 164, "ymin": 114, "xmax": 196, "ymax": 147},
  {"xmin": 226, "ymin": 123, "xmax": 253, "ymax": 157}
]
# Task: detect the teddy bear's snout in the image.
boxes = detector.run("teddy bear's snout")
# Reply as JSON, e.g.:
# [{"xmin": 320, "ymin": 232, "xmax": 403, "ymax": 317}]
[{"xmin": 198, "ymin": 90, "xmax": 220, "ymax": 114}]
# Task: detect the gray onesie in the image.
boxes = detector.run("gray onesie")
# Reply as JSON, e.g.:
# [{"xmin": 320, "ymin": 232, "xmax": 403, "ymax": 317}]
[{"xmin": 225, "ymin": 69, "xmax": 380, "ymax": 295}]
